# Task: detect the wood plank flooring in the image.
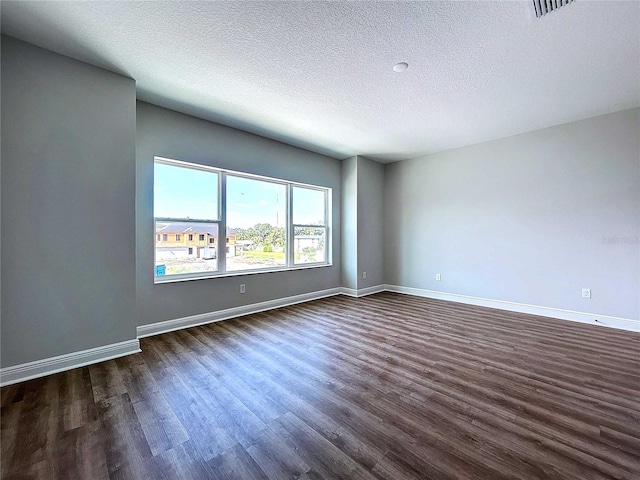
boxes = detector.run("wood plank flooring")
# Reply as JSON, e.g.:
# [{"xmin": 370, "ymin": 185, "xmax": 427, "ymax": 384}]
[{"xmin": 1, "ymin": 292, "xmax": 639, "ymax": 479}]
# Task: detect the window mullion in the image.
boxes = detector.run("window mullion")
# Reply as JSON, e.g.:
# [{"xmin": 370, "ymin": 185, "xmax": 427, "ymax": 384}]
[
  {"xmin": 219, "ymin": 172, "xmax": 227, "ymax": 273},
  {"xmin": 154, "ymin": 217, "xmax": 220, "ymax": 224},
  {"xmin": 287, "ymin": 184, "xmax": 294, "ymax": 267}
]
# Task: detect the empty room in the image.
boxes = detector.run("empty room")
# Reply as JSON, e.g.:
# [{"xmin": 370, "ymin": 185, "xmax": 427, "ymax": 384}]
[{"xmin": 1, "ymin": 1, "xmax": 639, "ymax": 479}]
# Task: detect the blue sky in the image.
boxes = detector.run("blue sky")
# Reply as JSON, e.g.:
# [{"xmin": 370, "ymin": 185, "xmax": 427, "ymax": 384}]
[
  {"xmin": 154, "ymin": 163, "xmax": 219, "ymax": 220},
  {"xmin": 227, "ymin": 175, "xmax": 285, "ymax": 229},
  {"xmin": 155, "ymin": 163, "xmax": 326, "ymax": 229}
]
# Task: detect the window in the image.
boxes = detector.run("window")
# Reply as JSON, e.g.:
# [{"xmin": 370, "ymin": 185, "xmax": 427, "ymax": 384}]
[
  {"xmin": 162, "ymin": 234, "xmax": 168, "ymax": 242},
  {"xmin": 155, "ymin": 159, "xmax": 220, "ymax": 276},
  {"xmin": 154, "ymin": 157, "xmax": 331, "ymax": 282},
  {"xmin": 292, "ymin": 186, "xmax": 328, "ymax": 264},
  {"xmin": 227, "ymin": 175, "xmax": 286, "ymax": 272}
]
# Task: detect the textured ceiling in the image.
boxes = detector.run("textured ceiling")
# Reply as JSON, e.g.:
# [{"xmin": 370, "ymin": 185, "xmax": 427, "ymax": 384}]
[{"xmin": 1, "ymin": 1, "xmax": 639, "ymax": 162}]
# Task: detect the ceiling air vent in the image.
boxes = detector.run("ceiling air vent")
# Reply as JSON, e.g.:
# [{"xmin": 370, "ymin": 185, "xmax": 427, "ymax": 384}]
[{"xmin": 531, "ymin": 0, "xmax": 574, "ymax": 18}]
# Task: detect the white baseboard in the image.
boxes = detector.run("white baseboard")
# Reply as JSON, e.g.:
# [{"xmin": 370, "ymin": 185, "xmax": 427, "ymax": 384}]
[
  {"xmin": 4, "ymin": 283, "xmax": 634, "ymax": 387},
  {"xmin": 384, "ymin": 284, "xmax": 640, "ymax": 333},
  {"xmin": 341, "ymin": 285, "xmax": 386, "ymax": 298},
  {"xmin": 137, "ymin": 287, "xmax": 343, "ymax": 338},
  {"xmin": 0, "ymin": 339, "xmax": 141, "ymax": 387},
  {"xmin": 138, "ymin": 283, "xmax": 638, "ymax": 341}
]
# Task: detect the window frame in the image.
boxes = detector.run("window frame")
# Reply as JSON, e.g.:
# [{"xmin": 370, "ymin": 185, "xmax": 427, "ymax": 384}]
[
  {"xmin": 290, "ymin": 185, "xmax": 329, "ymax": 266},
  {"xmin": 154, "ymin": 156, "xmax": 331, "ymax": 283}
]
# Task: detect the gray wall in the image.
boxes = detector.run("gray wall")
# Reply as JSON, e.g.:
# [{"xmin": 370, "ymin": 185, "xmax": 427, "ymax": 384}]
[
  {"xmin": 384, "ymin": 108, "xmax": 640, "ymax": 321},
  {"xmin": 357, "ymin": 156, "xmax": 384, "ymax": 289},
  {"xmin": 341, "ymin": 156, "xmax": 358, "ymax": 289},
  {"xmin": 340, "ymin": 155, "xmax": 385, "ymax": 291},
  {"xmin": 136, "ymin": 102, "xmax": 342, "ymax": 326},
  {"xmin": 1, "ymin": 36, "xmax": 137, "ymax": 367}
]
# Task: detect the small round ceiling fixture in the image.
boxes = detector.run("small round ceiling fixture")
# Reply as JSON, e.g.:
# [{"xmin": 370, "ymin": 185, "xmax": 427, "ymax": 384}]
[{"xmin": 393, "ymin": 62, "xmax": 409, "ymax": 72}]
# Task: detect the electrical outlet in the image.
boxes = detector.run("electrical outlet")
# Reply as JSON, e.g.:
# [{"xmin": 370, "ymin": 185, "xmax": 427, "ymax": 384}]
[
  {"xmin": 363, "ymin": 272, "xmax": 367, "ymax": 279},
  {"xmin": 240, "ymin": 284, "xmax": 246, "ymax": 294},
  {"xmin": 435, "ymin": 273, "xmax": 441, "ymax": 281},
  {"xmin": 582, "ymin": 288, "xmax": 591, "ymax": 299}
]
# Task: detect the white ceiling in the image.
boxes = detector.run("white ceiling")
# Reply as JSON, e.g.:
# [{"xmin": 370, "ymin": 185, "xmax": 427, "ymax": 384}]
[{"xmin": 1, "ymin": 1, "xmax": 639, "ymax": 162}]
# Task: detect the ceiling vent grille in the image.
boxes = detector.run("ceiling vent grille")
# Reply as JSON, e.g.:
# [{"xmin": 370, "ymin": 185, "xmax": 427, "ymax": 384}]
[{"xmin": 532, "ymin": 0, "xmax": 574, "ymax": 18}]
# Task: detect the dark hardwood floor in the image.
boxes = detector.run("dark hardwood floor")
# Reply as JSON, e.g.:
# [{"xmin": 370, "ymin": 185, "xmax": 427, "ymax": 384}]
[{"xmin": 2, "ymin": 292, "xmax": 639, "ymax": 479}]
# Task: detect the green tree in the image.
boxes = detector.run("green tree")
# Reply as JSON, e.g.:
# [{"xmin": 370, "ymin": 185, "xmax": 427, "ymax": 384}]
[
  {"xmin": 302, "ymin": 246, "xmax": 317, "ymax": 262},
  {"xmin": 265, "ymin": 227, "xmax": 285, "ymax": 249},
  {"xmin": 237, "ymin": 223, "xmax": 279, "ymax": 248}
]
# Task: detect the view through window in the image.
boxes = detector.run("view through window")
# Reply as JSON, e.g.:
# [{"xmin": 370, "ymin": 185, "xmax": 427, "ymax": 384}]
[
  {"xmin": 154, "ymin": 158, "xmax": 330, "ymax": 281},
  {"xmin": 293, "ymin": 186, "xmax": 327, "ymax": 264},
  {"xmin": 227, "ymin": 175, "xmax": 287, "ymax": 271}
]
